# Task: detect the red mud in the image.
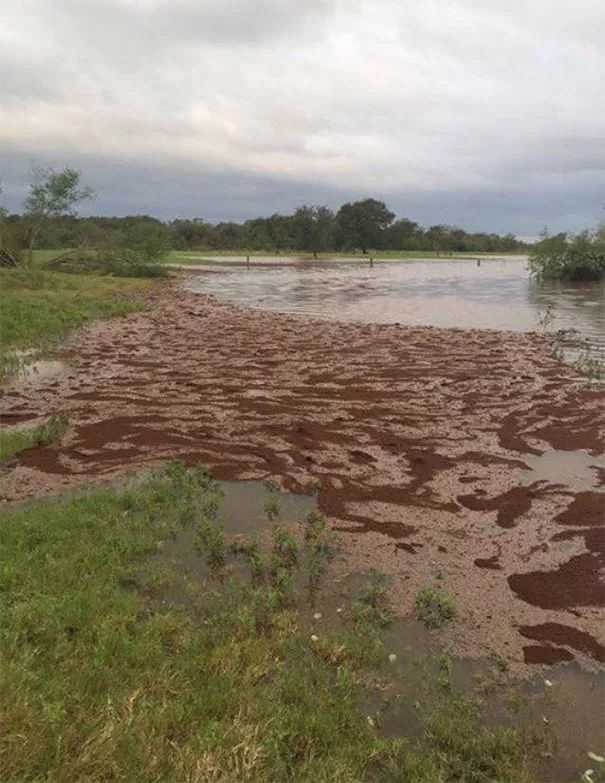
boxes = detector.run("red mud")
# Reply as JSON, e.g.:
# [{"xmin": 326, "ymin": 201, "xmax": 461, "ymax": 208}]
[{"xmin": 1, "ymin": 283, "xmax": 604, "ymax": 671}]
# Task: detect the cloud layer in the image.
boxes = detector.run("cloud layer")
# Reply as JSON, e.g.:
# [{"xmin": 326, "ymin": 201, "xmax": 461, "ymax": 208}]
[{"xmin": 1, "ymin": 0, "xmax": 604, "ymax": 233}]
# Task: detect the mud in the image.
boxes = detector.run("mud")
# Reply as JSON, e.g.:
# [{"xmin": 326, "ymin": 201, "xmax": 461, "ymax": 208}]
[{"xmin": 1, "ymin": 282, "xmax": 603, "ymax": 672}]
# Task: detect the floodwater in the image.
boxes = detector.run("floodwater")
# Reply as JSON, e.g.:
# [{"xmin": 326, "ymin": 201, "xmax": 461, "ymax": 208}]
[
  {"xmin": 155, "ymin": 480, "xmax": 605, "ymax": 783},
  {"xmin": 186, "ymin": 257, "xmax": 605, "ymax": 357}
]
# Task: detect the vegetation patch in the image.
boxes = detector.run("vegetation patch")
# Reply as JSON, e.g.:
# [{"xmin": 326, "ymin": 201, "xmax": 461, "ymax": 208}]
[
  {"xmin": 0, "ymin": 414, "xmax": 68, "ymax": 462},
  {"xmin": 0, "ymin": 464, "xmax": 540, "ymax": 782},
  {"xmin": 0, "ymin": 268, "xmax": 154, "ymax": 379},
  {"xmin": 529, "ymin": 228, "xmax": 605, "ymax": 282},
  {"xmin": 415, "ymin": 586, "xmax": 457, "ymax": 629}
]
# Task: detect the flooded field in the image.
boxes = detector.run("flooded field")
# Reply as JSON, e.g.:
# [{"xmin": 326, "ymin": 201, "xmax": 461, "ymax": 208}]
[
  {"xmin": 186, "ymin": 257, "xmax": 605, "ymax": 357},
  {"xmin": 155, "ymin": 478, "xmax": 605, "ymax": 783}
]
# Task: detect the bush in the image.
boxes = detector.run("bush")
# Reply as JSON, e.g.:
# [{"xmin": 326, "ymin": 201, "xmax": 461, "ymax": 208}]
[{"xmin": 529, "ymin": 229, "xmax": 605, "ymax": 282}]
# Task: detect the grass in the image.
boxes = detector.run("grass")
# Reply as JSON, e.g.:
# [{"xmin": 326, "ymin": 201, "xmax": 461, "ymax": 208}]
[
  {"xmin": 0, "ymin": 267, "xmax": 156, "ymax": 380},
  {"xmin": 0, "ymin": 415, "xmax": 68, "ymax": 462},
  {"xmin": 0, "ymin": 464, "xmax": 541, "ymax": 782},
  {"xmin": 415, "ymin": 586, "xmax": 457, "ymax": 629}
]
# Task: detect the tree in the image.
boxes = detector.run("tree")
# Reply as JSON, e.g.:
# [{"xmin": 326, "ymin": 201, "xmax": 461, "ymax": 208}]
[
  {"xmin": 293, "ymin": 205, "xmax": 335, "ymax": 256},
  {"xmin": 23, "ymin": 166, "xmax": 94, "ymax": 263},
  {"xmin": 386, "ymin": 217, "xmax": 421, "ymax": 250},
  {"xmin": 335, "ymin": 199, "xmax": 395, "ymax": 253}
]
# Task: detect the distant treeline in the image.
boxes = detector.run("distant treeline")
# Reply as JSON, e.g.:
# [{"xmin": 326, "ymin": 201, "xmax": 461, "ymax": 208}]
[{"xmin": 2, "ymin": 199, "xmax": 527, "ymax": 255}]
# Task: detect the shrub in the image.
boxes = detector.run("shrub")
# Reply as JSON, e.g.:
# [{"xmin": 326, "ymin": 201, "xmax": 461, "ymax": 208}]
[{"xmin": 529, "ymin": 229, "xmax": 605, "ymax": 282}]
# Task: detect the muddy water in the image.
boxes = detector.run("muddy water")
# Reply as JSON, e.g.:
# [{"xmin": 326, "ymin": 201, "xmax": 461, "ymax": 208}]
[
  {"xmin": 155, "ymin": 480, "xmax": 605, "ymax": 783},
  {"xmin": 186, "ymin": 257, "xmax": 605, "ymax": 357}
]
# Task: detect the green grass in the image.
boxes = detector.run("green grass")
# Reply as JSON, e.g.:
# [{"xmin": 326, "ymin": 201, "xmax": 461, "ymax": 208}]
[
  {"xmin": 0, "ymin": 415, "xmax": 68, "ymax": 462},
  {"xmin": 0, "ymin": 464, "xmax": 540, "ymax": 782},
  {"xmin": 415, "ymin": 586, "xmax": 457, "ymax": 629},
  {"xmin": 0, "ymin": 267, "xmax": 155, "ymax": 380}
]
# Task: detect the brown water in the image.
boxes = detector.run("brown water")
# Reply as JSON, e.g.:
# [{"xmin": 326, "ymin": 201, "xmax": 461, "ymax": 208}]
[
  {"xmin": 154, "ymin": 480, "xmax": 605, "ymax": 783},
  {"xmin": 187, "ymin": 257, "xmax": 605, "ymax": 358}
]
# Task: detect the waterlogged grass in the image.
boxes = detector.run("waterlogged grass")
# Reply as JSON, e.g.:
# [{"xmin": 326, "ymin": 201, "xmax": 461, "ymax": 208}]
[
  {"xmin": 0, "ymin": 464, "xmax": 541, "ymax": 782},
  {"xmin": 0, "ymin": 415, "xmax": 68, "ymax": 462},
  {"xmin": 0, "ymin": 268, "xmax": 154, "ymax": 379}
]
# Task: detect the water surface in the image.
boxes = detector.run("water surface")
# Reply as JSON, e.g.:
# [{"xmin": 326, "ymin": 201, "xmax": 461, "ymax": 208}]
[{"xmin": 187, "ymin": 257, "xmax": 605, "ymax": 357}]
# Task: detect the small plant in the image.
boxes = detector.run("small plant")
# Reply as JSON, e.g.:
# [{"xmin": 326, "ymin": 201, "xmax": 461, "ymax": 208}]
[
  {"xmin": 415, "ymin": 585, "xmax": 457, "ymax": 629},
  {"xmin": 536, "ymin": 304, "xmax": 555, "ymax": 332},
  {"xmin": 574, "ymin": 350, "xmax": 604, "ymax": 381},
  {"xmin": 352, "ymin": 569, "xmax": 393, "ymax": 628},
  {"xmin": 35, "ymin": 414, "xmax": 69, "ymax": 446},
  {"xmin": 230, "ymin": 537, "xmax": 265, "ymax": 585},
  {"xmin": 268, "ymin": 524, "xmax": 300, "ymax": 607},
  {"xmin": 437, "ymin": 655, "xmax": 452, "ymax": 690},
  {"xmin": 300, "ymin": 511, "xmax": 336, "ymax": 608}
]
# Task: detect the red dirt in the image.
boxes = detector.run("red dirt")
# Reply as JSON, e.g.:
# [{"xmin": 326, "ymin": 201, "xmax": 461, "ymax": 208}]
[{"xmin": 1, "ymin": 282, "xmax": 604, "ymax": 671}]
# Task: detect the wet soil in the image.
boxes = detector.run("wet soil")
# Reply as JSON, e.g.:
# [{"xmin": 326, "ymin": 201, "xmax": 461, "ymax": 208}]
[{"xmin": 1, "ymin": 282, "xmax": 603, "ymax": 673}]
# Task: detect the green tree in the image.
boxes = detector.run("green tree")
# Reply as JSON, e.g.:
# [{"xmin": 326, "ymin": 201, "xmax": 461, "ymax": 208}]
[
  {"xmin": 293, "ymin": 205, "xmax": 334, "ymax": 256},
  {"xmin": 385, "ymin": 217, "xmax": 421, "ymax": 250},
  {"xmin": 23, "ymin": 166, "xmax": 94, "ymax": 263},
  {"xmin": 336, "ymin": 198, "xmax": 395, "ymax": 253}
]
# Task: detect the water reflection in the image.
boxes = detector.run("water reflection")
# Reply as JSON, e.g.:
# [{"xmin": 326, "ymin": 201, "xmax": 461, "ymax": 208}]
[{"xmin": 187, "ymin": 258, "xmax": 605, "ymax": 356}]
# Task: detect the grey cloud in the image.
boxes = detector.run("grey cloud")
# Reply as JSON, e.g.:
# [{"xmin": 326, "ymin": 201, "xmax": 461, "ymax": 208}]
[{"xmin": 1, "ymin": 0, "xmax": 604, "ymax": 234}]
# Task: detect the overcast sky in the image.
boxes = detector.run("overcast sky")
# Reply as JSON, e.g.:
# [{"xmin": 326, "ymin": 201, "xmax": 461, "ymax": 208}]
[{"xmin": 1, "ymin": 0, "xmax": 604, "ymax": 236}]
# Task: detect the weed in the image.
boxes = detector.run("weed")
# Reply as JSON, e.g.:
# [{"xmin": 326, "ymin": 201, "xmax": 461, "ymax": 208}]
[
  {"xmin": 536, "ymin": 304, "xmax": 556, "ymax": 332},
  {"xmin": 195, "ymin": 517, "xmax": 226, "ymax": 574},
  {"xmin": 415, "ymin": 585, "xmax": 457, "ymax": 629},
  {"xmin": 574, "ymin": 350, "xmax": 604, "ymax": 380},
  {"xmin": 230, "ymin": 537, "xmax": 266, "ymax": 584},
  {"xmin": 300, "ymin": 510, "xmax": 336, "ymax": 608},
  {"xmin": 353, "ymin": 569, "xmax": 394, "ymax": 628}
]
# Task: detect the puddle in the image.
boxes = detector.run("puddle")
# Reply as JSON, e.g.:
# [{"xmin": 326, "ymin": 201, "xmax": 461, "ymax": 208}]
[
  {"xmin": 521, "ymin": 449, "xmax": 605, "ymax": 491},
  {"xmin": 7, "ymin": 351, "xmax": 66, "ymax": 382},
  {"xmin": 22, "ymin": 359, "xmax": 66, "ymax": 381},
  {"xmin": 149, "ymin": 478, "xmax": 605, "ymax": 783},
  {"xmin": 154, "ymin": 479, "xmax": 317, "ymax": 592},
  {"xmin": 373, "ymin": 645, "xmax": 605, "ymax": 783}
]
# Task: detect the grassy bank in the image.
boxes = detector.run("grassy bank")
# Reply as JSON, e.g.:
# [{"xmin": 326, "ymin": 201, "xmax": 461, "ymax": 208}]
[
  {"xmin": 0, "ymin": 464, "xmax": 541, "ymax": 782},
  {"xmin": 0, "ymin": 267, "xmax": 156, "ymax": 380}
]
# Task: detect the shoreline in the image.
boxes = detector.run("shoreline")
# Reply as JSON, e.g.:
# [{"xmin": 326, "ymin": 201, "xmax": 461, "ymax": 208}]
[{"xmin": 1, "ymin": 279, "xmax": 603, "ymax": 673}]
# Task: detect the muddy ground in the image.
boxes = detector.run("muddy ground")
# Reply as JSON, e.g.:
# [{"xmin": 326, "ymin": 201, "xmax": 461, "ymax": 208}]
[{"xmin": 1, "ymin": 281, "xmax": 603, "ymax": 672}]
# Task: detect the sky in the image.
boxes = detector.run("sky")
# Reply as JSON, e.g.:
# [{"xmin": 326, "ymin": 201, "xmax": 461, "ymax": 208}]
[{"xmin": 1, "ymin": 0, "xmax": 604, "ymax": 237}]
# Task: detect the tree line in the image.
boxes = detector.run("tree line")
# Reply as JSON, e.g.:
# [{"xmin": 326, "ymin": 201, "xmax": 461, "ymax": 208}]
[{"xmin": 1, "ymin": 170, "xmax": 526, "ymax": 257}]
